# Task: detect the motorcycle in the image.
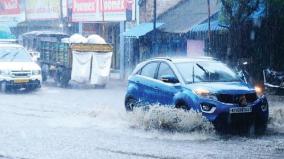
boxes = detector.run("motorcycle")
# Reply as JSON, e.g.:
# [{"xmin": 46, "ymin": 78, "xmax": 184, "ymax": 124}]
[
  {"xmin": 263, "ymin": 68, "xmax": 284, "ymax": 94},
  {"xmin": 235, "ymin": 61, "xmax": 252, "ymax": 84}
]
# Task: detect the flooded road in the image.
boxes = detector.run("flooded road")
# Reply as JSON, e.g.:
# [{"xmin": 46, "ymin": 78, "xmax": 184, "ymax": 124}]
[{"xmin": 0, "ymin": 80, "xmax": 283, "ymax": 159}]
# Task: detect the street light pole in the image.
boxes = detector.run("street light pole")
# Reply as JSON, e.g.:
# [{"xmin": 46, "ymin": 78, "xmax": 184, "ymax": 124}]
[{"xmin": 207, "ymin": 0, "xmax": 211, "ymax": 56}]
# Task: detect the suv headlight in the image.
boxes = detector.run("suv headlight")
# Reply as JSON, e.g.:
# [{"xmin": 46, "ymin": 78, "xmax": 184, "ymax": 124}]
[
  {"xmin": 194, "ymin": 88, "xmax": 218, "ymax": 101},
  {"xmin": 0, "ymin": 70, "xmax": 10, "ymax": 75},
  {"xmin": 32, "ymin": 70, "xmax": 41, "ymax": 75},
  {"xmin": 255, "ymin": 86, "xmax": 264, "ymax": 98}
]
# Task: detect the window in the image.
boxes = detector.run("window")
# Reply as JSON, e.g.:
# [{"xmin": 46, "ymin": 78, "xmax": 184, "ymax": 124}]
[
  {"xmin": 175, "ymin": 62, "xmax": 194, "ymax": 83},
  {"xmin": 193, "ymin": 62, "xmax": 239, "ymax": 82},
  {"xmin": 140, "ymin": 62, "xmax": 158, "ymax": 78},
  {"xmin": 176, "ymin": 62, "xmax": 239, "ymax": 83},
  {"xmin": 157, "ymin": 63, "xmax": 176, "ymax": 80}
]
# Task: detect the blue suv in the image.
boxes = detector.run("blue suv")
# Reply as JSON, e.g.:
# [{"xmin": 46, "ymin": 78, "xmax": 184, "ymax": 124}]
[{"xmin": 125, "ymin": 57, "xmax": 269, "ymax": 133}]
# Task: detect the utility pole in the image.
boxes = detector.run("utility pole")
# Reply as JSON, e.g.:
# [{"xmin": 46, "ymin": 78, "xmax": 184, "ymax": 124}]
[
  {"xmin": 207, "ymin": 0, "xmax": 211, "ymax": 56},
  {"xmin": 153, "ymin": 0, "xmax": 157, "ymax": 31},
  {"xmin": 136, "ymin": 0, "xmax": 140, "ymax": 25},
  {"xmin": 153, "ymin": 0, "xmax": 157, "ymax": 56},
  {"xmin": 60, "ymin": 0, "xmax": 64, "ymax": 33},
  {"xmin": 102, "ymin": 0, "xmax": 106, "ymax": 39}
]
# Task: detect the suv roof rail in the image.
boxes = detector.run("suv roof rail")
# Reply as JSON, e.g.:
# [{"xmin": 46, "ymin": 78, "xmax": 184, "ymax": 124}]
[
  {"xmin": 149, "ymin": 56, "xmax": 218, "ymax": 62},
  {"xmin": 194, "ymin": 56, "xmax": 217, "ymax": 60},
  {"xmin": 151, "ymin": 57, "xmax": 172, "ymax": 61}
]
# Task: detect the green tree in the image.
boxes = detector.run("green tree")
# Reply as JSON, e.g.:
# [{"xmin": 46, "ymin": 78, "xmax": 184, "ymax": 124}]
[
  {"xmin": 219, "ymin": 0, "xmax": 260, "ymax": 63},
  {"xmin": 264, "ymin": 0, "xmax": 284, "ymax": 69}
]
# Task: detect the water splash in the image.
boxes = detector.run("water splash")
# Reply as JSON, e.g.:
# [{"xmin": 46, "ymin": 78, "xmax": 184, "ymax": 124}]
[
  {"xmin": 268, "ymin": 107, "xmax": 284, "ymax": 133},
  {"xmin": 128, "ymin": 105, "xmax": 215, "ymax": 133}
]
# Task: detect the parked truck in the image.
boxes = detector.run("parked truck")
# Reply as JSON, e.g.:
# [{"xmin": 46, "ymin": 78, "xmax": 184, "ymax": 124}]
[{"xmin": 21, "ymin": 31, "xmax": 113, "ymax": 87}]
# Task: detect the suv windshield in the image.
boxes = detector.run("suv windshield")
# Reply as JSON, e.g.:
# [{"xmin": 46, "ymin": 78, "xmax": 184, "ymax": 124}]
[
  {"xmin": 0, "ymin": 47, "xmax": 32, "ymax": 62},
  {"xmin": 176, "ymin": 61, "xmax": 240, "ymax": 83}
]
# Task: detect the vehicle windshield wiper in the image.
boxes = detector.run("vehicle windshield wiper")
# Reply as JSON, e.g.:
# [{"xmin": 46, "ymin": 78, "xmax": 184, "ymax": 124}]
[
  {"xmin": 10, "ymin": 52, "xmax": 19, "ymax": 62},
  {"xmin": 196, "ymin": 63, "xmax": 209, "ymax": 75},
  {"xmin": 224, "ymin": 79, "xmax": 241, "ymax": 82},
  {"xmin": 185, "ymin": 81, "xmax": 193, "ymax": 84},
  {"xmin": 0, "ymin": 53, "xmax": 10, "ymax": 59}
]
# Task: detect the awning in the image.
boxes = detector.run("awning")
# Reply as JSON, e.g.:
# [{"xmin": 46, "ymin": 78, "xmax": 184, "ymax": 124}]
[
  {"xmin": 123, "ymin": 23, "xmax": 163, "ymax": 38},
  {"xmin": 0, "ymin": 25, "xmax": 11, "ymax": 33},
  {"xmin": 190, "ymin": 21, "xmax": 228, "ymax": 32},
  {"xmin": 0, "ymin": 31, "xmax": 16, "ymax": 39},
  {"xmin": 0, "ymin": 21, "xmax": 18, "ymax": 28}
]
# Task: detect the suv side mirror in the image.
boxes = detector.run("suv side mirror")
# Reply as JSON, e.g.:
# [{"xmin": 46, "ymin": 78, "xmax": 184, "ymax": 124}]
[{"xmin": 160, "ymin": 75, "xmax": 179, "ymax": 84}]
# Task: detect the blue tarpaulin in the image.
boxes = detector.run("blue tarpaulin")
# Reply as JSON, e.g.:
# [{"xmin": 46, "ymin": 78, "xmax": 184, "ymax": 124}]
[{"xmin": 123, "ymin": 23, "xmax": 163, "ymax": 38}]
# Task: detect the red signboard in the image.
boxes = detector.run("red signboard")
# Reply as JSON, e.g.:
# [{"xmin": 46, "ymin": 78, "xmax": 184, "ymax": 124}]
[
  {"xmin": 99, "ymin": 0, "xmax": 125, "ymax": 12},
  {"xmin": 0, "ymin": 0, "xmax": 20, "ymax": 15},
  {"xmin": 73, "ymin": 0, "xmax": 97, "ymax": 13},
  {"xmin": 72, "ymin": 0, "xmax": 135, "ymax": 22}
]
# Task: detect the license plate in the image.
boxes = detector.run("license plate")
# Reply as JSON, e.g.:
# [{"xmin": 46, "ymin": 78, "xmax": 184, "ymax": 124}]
[
  {"xmin": 230, "ymin": 107, "xmax": 252, "ymax": 114},
  {"xmin": 14, "ymin": 79, "xmax": 29, "ymax": 83}
]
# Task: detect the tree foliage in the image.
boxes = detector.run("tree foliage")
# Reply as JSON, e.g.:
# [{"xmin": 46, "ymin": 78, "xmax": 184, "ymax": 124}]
[
  {"xmin": 216, "ymin": 0, "xmax": 284, "ymax": 80},
  {"xmin": 264, "ymin": 0, "xmax": 284, "ymax": 69},
  {"xmin": 218, "ymin": 0, "xmax": 261, "ymax": 65},
  {"xmin": 220, "ymin": 0, "xmax": 260, "ymax": 27}
]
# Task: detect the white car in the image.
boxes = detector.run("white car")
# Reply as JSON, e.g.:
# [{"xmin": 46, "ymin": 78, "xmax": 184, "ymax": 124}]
[{"xmin": 0, "ymin": 43, "xmax": 42, "ymax": 91}]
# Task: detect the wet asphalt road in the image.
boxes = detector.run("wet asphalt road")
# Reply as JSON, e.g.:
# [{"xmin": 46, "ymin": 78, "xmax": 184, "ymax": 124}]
[{"xmin": 0, "ymin": 80, "xmax": 283, "ymax": 159}]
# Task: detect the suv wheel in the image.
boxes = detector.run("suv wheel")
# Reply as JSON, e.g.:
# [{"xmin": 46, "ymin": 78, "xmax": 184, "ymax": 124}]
[
  {"xmin": 254, "ymin": 121, "xmax": 267, "ymax": 135},
  {"xmin": 125, "ymin": 98, "xmax": 138, "ymax": 111},
  {"xmin": 176, "ymin": 102, "xmax": 189, "ymax": 111}
]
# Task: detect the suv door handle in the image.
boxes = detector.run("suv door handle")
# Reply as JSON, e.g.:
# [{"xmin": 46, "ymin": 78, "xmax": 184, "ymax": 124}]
[{"xmin": 154, "ymin": 86, "xmax": 159, "ymax": 90}]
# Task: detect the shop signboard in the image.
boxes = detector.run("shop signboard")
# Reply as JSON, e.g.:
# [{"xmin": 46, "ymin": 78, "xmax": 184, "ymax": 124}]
[
  {"xmin": 72, "ymin": 0, "xmax": 135, "ymax": 22},
  {"xmin": 0, "ymin": 0, "xmax": 20, "ymax": 15},
  {"xmin": 25, "ymin": 0, "xmax": 61, "ymax": 20},
  {"xmin": 72, "ymin": 0, "xmax": 99, "ymax": 22}
]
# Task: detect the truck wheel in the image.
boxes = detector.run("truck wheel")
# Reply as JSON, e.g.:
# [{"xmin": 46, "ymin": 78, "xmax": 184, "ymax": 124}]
[
  {"xmin": 55, "ymin": 68, "xmax": 70, "ymax": 88},
  {"xmin": 41, "ymin": 64, "xmax": 49, "ymax": 82},
  {"xmin": 60, "ymin": 80, "xmax": 69, "ymax": 88},
  {"xmin": 42, "ymin": 72, "xmax": 48, "ymax": 82}
]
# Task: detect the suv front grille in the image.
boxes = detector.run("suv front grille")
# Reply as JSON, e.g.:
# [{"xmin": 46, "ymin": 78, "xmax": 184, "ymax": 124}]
[{"xmin": 217, "ymin": 93, "xmax": 258, "ymax": 104}]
